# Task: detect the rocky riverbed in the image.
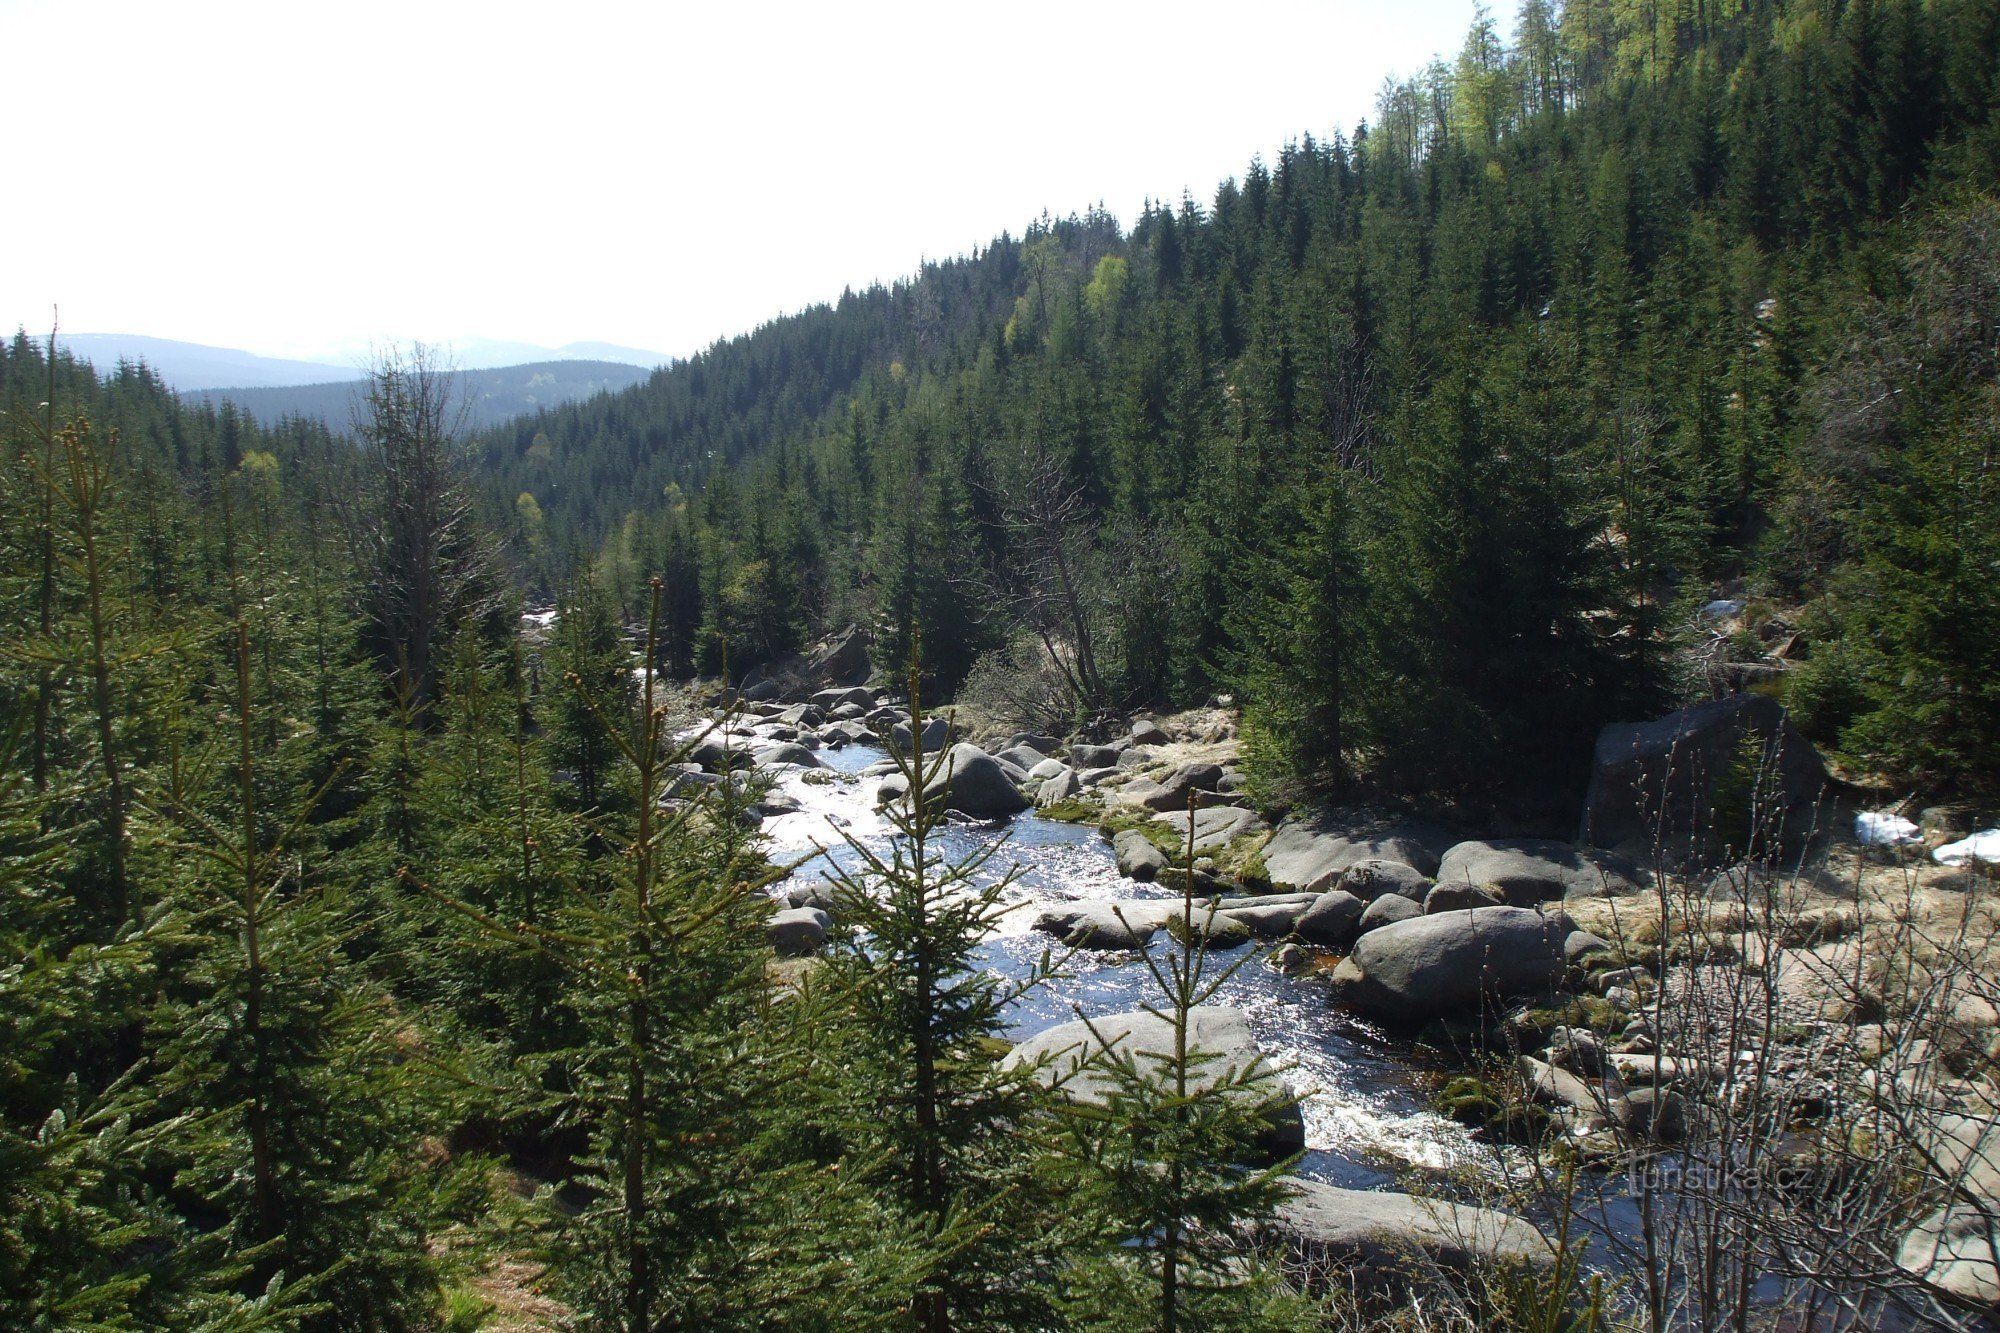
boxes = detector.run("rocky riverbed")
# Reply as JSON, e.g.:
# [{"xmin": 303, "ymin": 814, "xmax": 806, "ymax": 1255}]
[{"xmin": 673, "ymin": 675, "xmax": 2000, "ymax": 1315}]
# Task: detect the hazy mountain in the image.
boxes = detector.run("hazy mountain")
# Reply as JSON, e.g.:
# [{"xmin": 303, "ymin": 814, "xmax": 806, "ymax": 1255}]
[
  {"xmin": 31, "ymin": 333, "xmax": 674, "ymax": 391},
  {"xmin": 33, "ymin": 333, "xmax": 356, "ymax": 390},
  {"xmin": 185, "ymin": 360, "xmax": 656, "ymax": 431},
  {"xmin": 435, "ymin": 337, "xmax": 673, "ymax": 371}
]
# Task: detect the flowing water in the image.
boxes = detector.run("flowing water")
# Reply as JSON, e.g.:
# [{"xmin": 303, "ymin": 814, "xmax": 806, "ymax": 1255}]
[{"xmin": 758, "ymin": 737, "xmax": 1486, "ymax": 1191}]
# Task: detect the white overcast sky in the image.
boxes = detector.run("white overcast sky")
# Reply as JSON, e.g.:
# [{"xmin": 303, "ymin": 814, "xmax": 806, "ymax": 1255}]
[{"xmin": 5, "ymin": 0, "xmax": 1484, "ymax": 364}]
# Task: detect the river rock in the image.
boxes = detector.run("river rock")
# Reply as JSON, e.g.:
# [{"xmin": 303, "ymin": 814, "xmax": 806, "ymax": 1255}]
[
  {"xmin": 1295, "ymin": 890, "xmax": 1367, "ymax": 949},
  {"xmin": 1131, "ymin": 719, "xmax": 1171, "ymax": 746},
  {"xmin": 821, "ymin": 720, "xmax": 873, "ymax": 747},
  {"xmin": 1035, "ymin": 767, "xmax": 1081, "ymax": 808},
  {"xmin": 755, "ymin": 790, "xmax": 802, "ymax": 817},
  {"xmin": 766, "ymin": 906, "xmax": 831, "ymax": 956},
  {"xmin": 1028, "ymin": 757, "xmax": 1069, "ymax": 781},
  {"xmin": 1007, "ymin": 732, "xmax": 1063, "ymax": 757},
  {"xmin": 691, "ymin": 737, "xmax": 757, "ymax": 773},
  {"xmin": 990, "ymin": 754, "xmax": 1032, "ymax": 784},
  {"xmin": 1358, "ymin": 894, "xmax": 1422, "ymax": 934},
  {"xmin": 1152, "ymin": 805, "xmax": 1264, "ymax": 853},
  {"xmin": 1113, "ymin": 829, "xmax": 1170, "ymax": 881},
  {"xmin": 1612, "ymin": 1086, "xmax": 1687, "ymax": 1142},
  {"xmin": 1900, "ymin": 1204, "xmax": 2000, "ymax": 1307},
  {"xmin": 891, "ymin": 716, "xmax": 953, "ymax": 755},
  {"xmin": 1269, "ymin": 943, "xmax": 1311, "ymax": 974},
  {"xmin": 811, "ymin": 686, "xmax": 873, "ymax": 712},
  {"xmin": 1425, "ymin": 882, "xmax": 1506, "ymax": 914},
  {"xmin": 830, "ymin": 702, "xmax": 869, "ymax": 722},
  {"xmin": 1564, "ymin": 929, "xmax": 1614, "ymax": 964},
  {"xmin": 1265, "ymin": 1179, "xmax": 1550, "ymax": 1283},
  {"xmin": 994, "ymin": 744, "xmax": 1053, "ymax": 773},
  {"xmin": 918, "ymin": 743, "xmax": 1031, "ymax": 817},
  {"xmin": 1070, "ymin": 744, "xmax": 1123, "ymax": 770},
  {"xmin": 1222, "ymin": 901, "xmax": 1310, "ymax": 939},
  {"xmin": 1519, "ymin": 1054, "xmax": 1619, "ymax": 1126},
  {"xmin": 1170, "ymin": 910, "xmax": 1253, "ymax": 949},
  {"xmin": 1328, "ymin": 906, "xmax": 1570, "ymax": 1021},
  {"xmin": 753, "ymin": 742, "xmax": 825, "ymax": 770},
  {"xmin": 1582, "ymin": 693, "xmax": 1828, "ymax": 853},
  {"xmin": 1140, "ymin": 762, "xmax": 1225, "ymax": 812},
  {"xmin": 784, "ymin": 882, "xmax": 841, "ymax": 912},
  {"xmin": 1005, "ymin": 1006, "xmax": 1304, "ymax": 1162},
  {"xmin": 1214, "ymin": 892, "xmax": 1318, "ymax": 910},
  {"xmin": 1336, "ymin": 858, "xmax": 1434, "ymax": 902},
  {"xmin": 1263, "ymin": 815, "xmax": 1454, "ymax": 890},
  {"xmin": 1078, "ymin": 765, "xmax": 1121, "ymax": 787},
  {"xmin": 804, "ymin": 625, "xmax": 872, "ymax": 687},
  {"xmin": 777, "ymin": 703, "xmax": 826, "ymax": 727},
  {"xmin": 1436, "ymin": 838, "xmax": 1646, "ymax": 903},
  {"xmin": 1033, "ymin": 901, "xmax": 1171, "ymax": 951}
]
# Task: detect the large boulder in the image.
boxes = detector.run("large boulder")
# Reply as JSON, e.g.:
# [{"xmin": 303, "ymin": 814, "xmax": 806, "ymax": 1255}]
[
  {"xmin": 1131, "ymin": 718, "xmax": 1172, "ymax": 746},
  {"xmin": 1581, "ymin": 694, "xmax": 1827, "ymax": 853},
  {"xmin": 1295, "ymin": 890, "xmax": 1366, "ymax": 949},
  {"xmin": 1005, "ymin": 1006, "xmax": 1304, "ymax": 1163},
  {"xmin": 752, "ymin": 742, "xmax": 825, "ymax": 770},
  {"xmin": 1113, "ymin": 829, "xmax": 1170, "ymax": 882},
  {"xmin": 995, "ymin": 744, "xmax": 1054, "ymax": 773},
  {"xmin": 1034, "ymin": 767, "xmax": 1082, "ymax": 808},
  {"xmin": 1033, "ymin": 901, "xmax": 1174, "ymax": 951},
  {"xmin": 1436, "ymin": 838, "xmax": 1646, "ymax": 903},
  {"xmin": 1425, "ymin": 882, "xmax": 1505, "ymax": 914},
  {"xmin": 820, "ymin": 720, "xmax": 873, "ymax": 748},
  {"xmin": 766, "ymin": 906, "xmax": 831, "ymax": 956},
  {"xmin": 1140, "ymin": 762, "xmax": 1226, "ymax": 812},
  {"xmin": 1900, "ymin": 1204, "xmax": 2000, "ymax": 1308},
  {"xmin": 1358, "ymin": 894, "xmax": 1422, "ymax": 934},
  {"xmin": 1028, "ymin": 757, "xmax": 1069, "ymax": 781},
  {"xmin": 777, "ymin": 703, "xmax": 827, "ymax": 728},
  {"xmin": 1070, "ymin": 743, "xmax": 1124, "ymax": 770},
  {"xmin": 1265, "ymin": 1180, "xmax": 1550, "ymax": 1286},
  {"xmin": 1263, "ymin": 815, "xmax": 1455, "ymax": 890},
  {"xmin": 805, "ymin": 626, "xmax": 873, "ymax": 687},
  {"xmin": 811, "ymin": 686, "xmax": 874, "ymax": 712},
  {"xmin": 890, "ymin": 715, "xmax": 953, "ymax": 755},
  {"xmin": 691, "ymin": 737, "xmax": 757, "ymax": 773},
  {"xmin": 1151, "ymin": 805, "xmax": 1264, "ymax": 853},
  {"xmin": 1222, "ymin": 901, "xmax": 1311, "ymax": 939},
  {"xmin": 1328, "ymin": 906, "xmax": 1570, "ymax": 1021},
  {"xmin": 919, "ymin": 743, "xmax": 1030, "ymax": 818},
  {"xmin": 1338, "ymin": 859, "xmax": 1434, "ymax": 903}
]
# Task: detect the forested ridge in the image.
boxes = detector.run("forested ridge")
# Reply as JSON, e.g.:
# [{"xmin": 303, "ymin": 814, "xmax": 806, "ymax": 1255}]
[
  {"xmin": 7, "ymin": 0, "xmax": 2000, "ymax": 1327},
  {"xmin": 487, "ymin": 0, "xmax": 2000, "ymax": 807}
]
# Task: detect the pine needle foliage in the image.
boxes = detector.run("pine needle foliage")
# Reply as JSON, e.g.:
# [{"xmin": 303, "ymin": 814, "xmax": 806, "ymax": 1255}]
[{"xmin": 815, "ymin": 654, "xmax": 1073, "ymax": 1331}]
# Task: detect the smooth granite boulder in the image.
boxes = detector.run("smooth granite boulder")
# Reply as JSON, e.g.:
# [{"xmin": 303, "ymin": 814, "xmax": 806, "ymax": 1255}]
[
  {"xmin": 1114, "ymin": 829, "xmax": 1171, "ymax": 881},
  {"xmin": 1263, "ymin": 816, "xmax": 1455, "ymax": 889},
  {"xmin": 1328, "ymin": 906, "xmax": 1570, "ymax": 1021},
  {"xmin": 1264, "ymin": 1179, "xmax": 1550, "ymax": 1284},
  {"xmin": 1006, "ymin": 1006, "xmax": 1303, "ymax": 1163},
  {"xmin": 1436, "ymin": 838, "xmax": 1646, "ymax": 903}
]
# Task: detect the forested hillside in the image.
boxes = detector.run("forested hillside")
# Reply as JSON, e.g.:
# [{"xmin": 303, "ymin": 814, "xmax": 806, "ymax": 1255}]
[{"xmin": 485, "ymin": 0, "xmax": 2000, "ymax": 806}]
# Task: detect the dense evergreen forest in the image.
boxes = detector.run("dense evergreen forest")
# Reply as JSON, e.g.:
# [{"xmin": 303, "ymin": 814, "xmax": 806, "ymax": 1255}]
[
  {"xmin": 7, "ymin": 0, "xmax": 2000, "ymax": 1327},
  {"xmin": 484, "ymin": 0, "xmax": 2000, "ymax": 808}
]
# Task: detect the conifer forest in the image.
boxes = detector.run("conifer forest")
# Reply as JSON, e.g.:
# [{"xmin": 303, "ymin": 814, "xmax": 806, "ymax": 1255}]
[{"xmin": 9, "ymin": 2, "xmax": 2000, "ymax": 1329}]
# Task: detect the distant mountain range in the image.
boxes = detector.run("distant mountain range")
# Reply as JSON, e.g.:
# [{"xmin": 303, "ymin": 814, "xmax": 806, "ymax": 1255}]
[
  {"xmin": 31, "ymin": 333, "xmax": 672, "ymax": 392},
  {"xmin": 184, "ymin": 361, "xmax": 658, "ymax": 432}
]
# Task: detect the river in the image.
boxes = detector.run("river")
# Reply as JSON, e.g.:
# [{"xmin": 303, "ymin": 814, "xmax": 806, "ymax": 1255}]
[{"xmin": 757, "ymin": 736, "xmax": 1488, "ymax": 1192}]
